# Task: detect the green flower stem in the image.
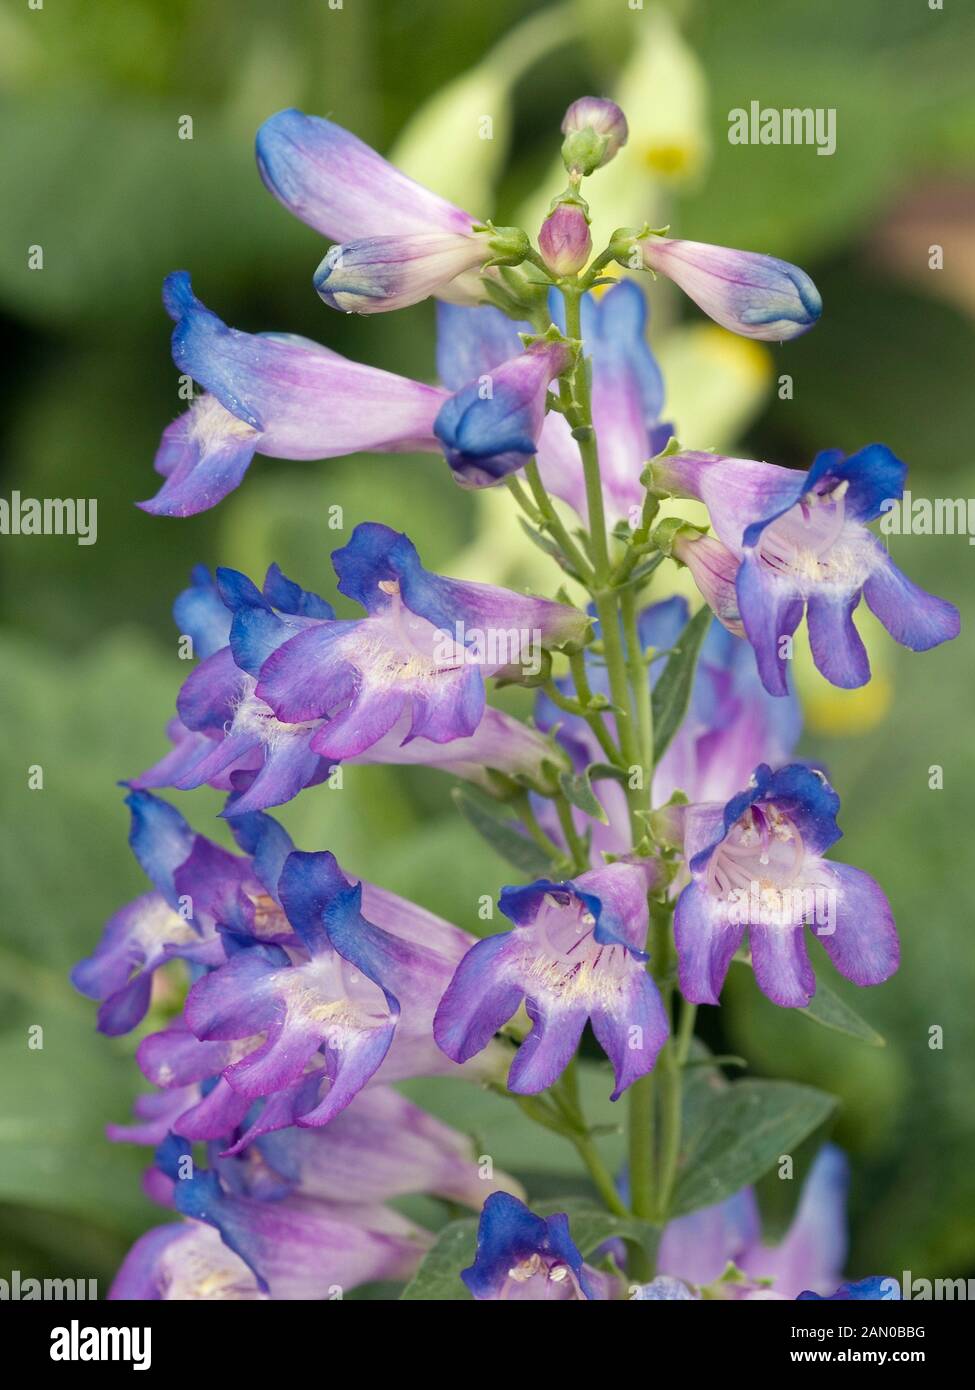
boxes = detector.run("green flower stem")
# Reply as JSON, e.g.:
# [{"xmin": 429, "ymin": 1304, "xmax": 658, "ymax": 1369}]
[
  {"xmin": 649, "ymin": 899, "xmax": 689, "ymax": 1224},
  {"xmin": 523, "ymin": 458, "xmax": 595, "ymax": 586},
  {"xmin": 580, "ymin": 245, "xmax": 622, "ymax": 290},
  {"xmin": 655, "ymin": 1031, "xmax": 681, "ymax": 1221},
  {"xmin": 677, "ymin": 999, "xmax": 698, "ymax": 1066},
  {"xmin": 557, "ymin": 279, "xmax": 664, "ymax": 1258},
  {"xmin": 560, "ymin": 286, "xmax": 645, "ymax": 841},
  {"xmin": 500, "ymin": 271, "xmax": 689, "ymax": 1260},
  {"xmin": 656, "ymin": 1000, "xmax": 700, "ymax": 1218},
  {"xmin": 593, "ymin": 583, "xmax": 643, "ymax": 841},
  {"xmin": 504, "ymin": 474, "xmax": 542, "ymax": 524},
  {"xmin": 549, "ymin": 1063, "xmax": 631, "ymax": 1218},
  {"xmin": 627, "ymin": 1070, "xmax": 657, "ymax": 1220},
  {"xmin": 621, "ymin": 587, "xmax": 652, "ymax": 801},
  {"xmin": 546, "ymin": 663, "xmax": 621, "ymax": 766},
  {"xmin": 562, "ymin": 289, "xmax": 610, "ymax": 581},
  {"xmin": 614, "ymin": 489, "xmax": 663, "ymax": 588},
  {"xmin": 540, "ymin": 680, "xmax": 587, "ymax": 718},
  {"xmin": 514, "ymin": 792, "xmax": 570, "ymax": 870},
  {"xmin": 554, "ymin": 793, "xmax": 589, "ymax": 875},
  {"xmin": 572, "ymin": 1133, "xmax": 632, "ymax": 1220}
]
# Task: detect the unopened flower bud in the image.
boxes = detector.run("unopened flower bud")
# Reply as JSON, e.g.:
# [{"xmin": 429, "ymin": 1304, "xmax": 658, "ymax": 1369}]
[
  {"xmin": 538, "ymin": 199, "xmax": 592, "ymax": 276},
  {"xmin": 560, "ymin": 97, "xmax": 628, "ymax": 176},
  {"xmin": 633, "ymin": 236, "xmax": 822, "ymax": 342}
]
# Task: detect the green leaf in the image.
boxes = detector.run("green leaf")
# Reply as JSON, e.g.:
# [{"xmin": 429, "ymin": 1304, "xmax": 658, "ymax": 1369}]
[
  {"xmin": 799, "ymin": 978, "xmax": 885, "ymax": 1047},
  {"xmin": 510, "ymin": 1092, "xmax": 580, "ymax": 1140},
  {"xmin": 400, "ymin": 1218, "xmax": 478, "ymax": 1300},
  {"xmin": 616, "ymin": 552, "xmax": 665, "ymax": 592},
  {"xmin": 559, "ymin": 767, "xmax": 609, "ymax": 825},
  {"xmin": 517, "ymin": 516, "xmax": 565, "ymax": 565},
  {"xmin": 674, "ymin": 1079, "xmax": 838, "ymax": 1216},
  {"xmin": 587, "ymin": 762, "xmax": 629, "ymax": 786},
  {"xmin": 650, "ymin": 604, "xmax": 712, "ymax": 761},
  {"xmin": 399, "ymin": 1060, "xmax": 627, "ymax": 1184},
  {"xmin": 451, "ymin": 785, "xmax": 553, "ymax": 877},
  {"xmin": 729, "ymin": 959, "xmax": 885, "ymax": 1047}
]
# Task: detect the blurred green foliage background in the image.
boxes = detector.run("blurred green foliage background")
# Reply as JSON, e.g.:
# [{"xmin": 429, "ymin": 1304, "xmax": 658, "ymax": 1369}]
[{"xmin": 2, "ymin": 0, "xmax": 974, "ymax": 1292}]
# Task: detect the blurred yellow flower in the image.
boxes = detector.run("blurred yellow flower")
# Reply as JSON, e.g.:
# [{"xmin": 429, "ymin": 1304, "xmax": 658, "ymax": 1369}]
[{"xmin": 793, "ymin": 619, "xmax": 894, "ymax": 736}]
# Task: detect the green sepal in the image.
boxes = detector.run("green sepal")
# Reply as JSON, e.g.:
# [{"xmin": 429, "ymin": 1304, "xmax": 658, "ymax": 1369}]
[{"xmin": 651, "ymin": 515, "xmax": 709, "ymax": 558}]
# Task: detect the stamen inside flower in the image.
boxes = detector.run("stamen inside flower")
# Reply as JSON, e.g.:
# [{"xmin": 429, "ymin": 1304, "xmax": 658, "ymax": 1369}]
[
  {"xmin": 247, "ymin": 891, "xmax": 289, "ymax": 939},
  {"xmin": 756, "ymin": 481, "xmax": 869, "ymax": 588},
  {"xmin": 160, "ymin": 1230, "xmax": 264, "ymax": 1301},
  {"xmin": 705, "ymin": 804, "xmax": 805, "ymax": 901},
  {"xmin": 499, "ymin": 1252, "xmax": 585, "ymax": 1300},
  {"xmin": 231, "ymin": 679, "xmax": 319, "ymax": 748},
  {"xmin": 354, "ymin": 584, "xmax": 468, "ymax": 688},
  {"xmin": 278, "ymin": 952, "xmax": 389, "ymax": 1033},
  {"xmin": 525, "ymin": 892, "xmax": 629, "ymax": 1002}
]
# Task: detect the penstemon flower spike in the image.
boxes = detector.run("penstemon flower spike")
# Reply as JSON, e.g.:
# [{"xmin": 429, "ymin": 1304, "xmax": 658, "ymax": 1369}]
[{"xmin": 73, "ymin": 88, "xmax": 959, "ymax": 1305}]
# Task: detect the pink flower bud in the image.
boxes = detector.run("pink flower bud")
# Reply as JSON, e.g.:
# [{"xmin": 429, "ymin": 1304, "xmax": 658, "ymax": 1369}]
[{"xmin": 538, "ymin": 202, "xmax": 592, "ymax": 276}]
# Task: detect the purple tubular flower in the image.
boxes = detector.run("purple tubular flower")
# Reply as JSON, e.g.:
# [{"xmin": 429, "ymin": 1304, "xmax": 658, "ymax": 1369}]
[
  {"xmin": 134, "ymin": 1029, "xmax": 259, "ymax": 1147},
  {"xmin": 70, "ymin": 891, "xmax": 191, "ymax": 1036},
  {"xmin": 350, "ymin": 704, "xmax": 568, "ymax": 791},
  {"xmin": 172, "ymin": 564, "xmax": 232, "ymax": 657},
  {"xmin": 434, "ymin": 860, "xmax": 667, "ymax": 1098},
  {"xmin": 140, "ymin": 273, "xmax": 447, "ymax": 516},
  {"xmin": 637, "ymin": 236, "xmax": 822, "ymax": 341},
  {"xmin": 158, "ymin": 565, "xmax": 339, "ymax": 816},
  {"xmin": 183, "ymin": 854, "xmax": 398, "ymax": 1125},
  {"xmin": 672, "ymin": 533, "xmax": 744, "ymax": 637},
  {"xmin": 106, "ymin": 1086, "xmax": 200, "ymax": 1147},
  {"xmin": 433, "ymin": 338, "xmax": 573, "ymax": 487},
  {"xmin": 255, "ymin": 108, "xmax": 490, "ymax": 313},
  {"xmin": 234, "ymin": 1086, "xmax": 522, "ymax": 1208},
  {"xmin": 436, "ymin": 301, "xmax": 533, "ymax": 390},
  {"xmin": 437, "ymin": 303, "xmax": 578, "ymax": 508},
  {"xmin": 110, "ymin": 1166, "xmax": 428, "ymax": 1300},
  {"xmin": 110, "ymin": 1081, "xmax": 520, "ymax": 1210},
  {"xmin": 655, "ymin": 444, "xmax": 960, "ymax": 695},
  {"xmin": 137, "ymin": 556, "xmax": 570, "ymax": 813},
  {"xmin": 253, "ymin": 522, "xmax": 587, "ymax": 759},
  {"xmin": 314, "ymin": 231, "xmax": 492, "ymax": 314},
  {"xmin": 740, "ymin": 1143, "xmax": 850, "ymax": 1298},
  {"xmin": 462, "ymin": 1192, "xmax": 603, "ymax": 1300},
  {"xmin": 674, "ymin": 763, "xmax": 899, "ymax": 1008},
  {"xmin": 436, "ymin": 282, "xmax": 670, "ymax": 525},
  {"xmin": 657, "ymin": 1187, "xmax": 762, "ymax": 1290},
  {"xmin": 135, "ymin": 1025, "xmax": 313, "ymax": 1151},
  {"xmin": 70, "ymin": 791, "xmax": 293, "ymax": 1034},
  {"xmin": 658, "ymin": 1144, "xmax": 867, "ymax": 1300},
  {"xmin": 256, "ymin": 108, "xmax": 478, "ymax": 243},
  {"xmin": 182, "ymin": 849, "xmax": 501, "ymax": 1133}
]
